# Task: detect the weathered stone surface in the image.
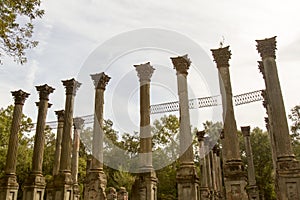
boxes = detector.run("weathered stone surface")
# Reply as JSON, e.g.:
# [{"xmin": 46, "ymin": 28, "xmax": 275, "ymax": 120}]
[
  {"xmin": 23, "ymin": 84, "xmax": 54, "ymax": 200},
  {"xmin": 241, "ymin": 126, "xmax": 260, "ymax": 200},
  {"xmin": 256, "ymin": 36, "xmax": 300, "ymax": 200},
  {"xmin": 107, "ymin": 187, "xmax": 117, "ymax": 200},
  {"xmin": 172, "ymin": 55, "xmax": 199, "ymax": 200},
  {"xmin": 117, "ymin": 187, "xmax": 128, "ymax": 200},
  {"xmin": 0, "ymin": 90, "xmax": 29, "ymax": 200},
  {"xmin": 211, "ymin": 46, "xmax": 248, "ymax": 200}
]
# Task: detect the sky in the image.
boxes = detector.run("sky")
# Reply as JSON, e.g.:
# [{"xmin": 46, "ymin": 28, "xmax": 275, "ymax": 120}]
[{"xmin": 1, "ymin": 0, "xmax": 300, "ymax": 135}]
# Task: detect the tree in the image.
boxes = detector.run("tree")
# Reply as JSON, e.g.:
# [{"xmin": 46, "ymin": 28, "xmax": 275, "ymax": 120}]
[
  {"xmin": 289, "ymin": 105, "xmax": 300, "ymax": 159},
  {"xmin": 0, "ymin": 0, "xmax": 44, "ymax": 64}
]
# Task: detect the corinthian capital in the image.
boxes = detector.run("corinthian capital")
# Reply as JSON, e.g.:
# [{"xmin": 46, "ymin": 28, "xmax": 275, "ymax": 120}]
[
  {"xmin": 91, "ymin": 72, "xmax": 111, "ymax": 90},
  {"xmin": 36, "ymin": 84, "xmax": 55, "ymax": 101},
  {"xmin": 171, "ymin": 54, "xmax": 191, "ymax": 75},
  {"xmin": 62, "ymin": 78, "xmax": 81, "ymax": 95},
  {"xmin": 256, "ymin": 36, "xmax": 277, "ymax": 59},
  {"xmin": 241, "ymin": 126, "xmax": 251, "ymax": 137},
  {"xmin": 211, "ymin": 46, "xmax": 231, "ymax": 68},
  {"xmin": 134, "ymin": 62, "xmax": 155, "ymax": 82},
  {"xmin": 11, "ymin": 90, "xmax": 30, "ymax": 105}
]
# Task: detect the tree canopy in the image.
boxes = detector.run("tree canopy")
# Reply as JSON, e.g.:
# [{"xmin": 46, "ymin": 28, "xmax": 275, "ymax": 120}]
[{"xmin": 0, "ymin": 0, "xmax": 44, "ymax": 64}]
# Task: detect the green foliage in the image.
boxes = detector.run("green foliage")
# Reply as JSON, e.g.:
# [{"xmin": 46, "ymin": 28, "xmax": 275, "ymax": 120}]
[
  {"xmin": 0, "ymin": 0, "xmax": 44, "ymax": 64},
  {"xmin": 289, "ymin": 105, "xmax": 300, "ymax": 159}
]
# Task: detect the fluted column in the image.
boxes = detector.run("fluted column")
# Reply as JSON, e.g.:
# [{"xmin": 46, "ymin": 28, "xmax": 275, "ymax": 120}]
[
  {"xmin": 0, "ymin": 90, "xmax": 29, "ymax": 200},
  {"xmin": 197, "ymin": 131, "xmax": 210, "ymax": 200},
  {"xmin": 241, "ymin": 126, "xmax": 259, "ymax": 200},
  {"xmin": 54, "ymin": 78, "xmax": 81, "ymax": 200},
  {"xmin": 211, "ymin": 46, "xmax": 247, "ymax": 200},
  {"xmin": 171, "ymin": 55, "xmax": 199, "ymax": 200},
  {"xmin": 23, "ymin": 84, "xmax": 54, "ymax": 200},
  {"xmin": 72, "ymin": 117, "xmax": 84, "ymax": 200},
  {"xmin": 256, "ymin": 36, "xmax": 300, "ymax": 200},
  {"xmin": 84, "ymin": 72, "xmax": 110, "ymax": 200},
  {"xmin": 53, "ymin": 110, "xmax": 65, "ymax": 176},
  {"xmin": 134, "ymin": 62, "xmax": 157, "ymax": 200}
]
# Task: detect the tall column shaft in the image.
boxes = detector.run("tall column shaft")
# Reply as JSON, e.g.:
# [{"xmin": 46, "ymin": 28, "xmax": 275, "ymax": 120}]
[
  {"xmin": 241, "ymin": 126, "xmax": 260, "ymax": 200},
  {"xmin": 256, "ymin": 36, "xmax": 300, "ymax": 200},
  {"xmin": 32, "ymin": 85, "xmax": 54, "ymax": 173},
  {"xmin": 23, "ymin": 84, "xmax": 54, "ymax": 200},
  {"xmin": 53, "ymin": 110, "xmax": 65, "ymax": 176},
  {"xmin": 60, "ymin": 79, "xmax": 81, "ymax": 173},
  {"xmin": 171, "ymin": 55, "xmax": 199, "ymax": 200},
  {"xmin": 0, "ymin": 90, "xmax": 29, "ymax": 200},
  {"xmin": 72, "ymin": 117, "xmax": 84, "ymax": 200},
  {"xmin": 196, "ymin": 131, "xmax": 210, "ymax": 200},
  {"xmin": 84, "ymin": 73, "xmax": 110, "ymax": 200},
  {"xmin": 211, "ymin": 46, "xmax": 247, "ymax": 200},
  {"xmin": 256, "ymin": 37, "xmax": 294, "ymax": 161},
  {"xmin": 134, "ymin": 62, "xmax": 157, "ymax": 200},
  {"xmin": 5, "ymin": 90, "xmax": 30, "ymax": 175}
]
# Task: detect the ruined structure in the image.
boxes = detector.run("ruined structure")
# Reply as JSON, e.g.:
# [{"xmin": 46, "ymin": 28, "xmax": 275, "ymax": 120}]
[
  {"xmin": 241, "ymin": 126, "xmax": 259, "ymax": 200},
  {"xmin": 0, "ymin": 90, "xmax": 30, "ymax": 200},
  {"xmin": 84, "ymin": 72, "xmax": 110, "ymax": 200},
  {"xmin": 22, "ymin": 84, "xmax": 54, "ymax": 200},
  {"xmin": 211, "ymin": 46, "xmax": 248, "ymax": 200},
  {"xmin": 171, "ymin": 55, "xmax": 199, "ymax": 200},
  {"xmin": 132, "ymin": 62, "xmax": 158, "ymax": 200},
  {"xmin": 53, "ymin": 78, "xmax": 81, "ymax": 200},
  {"xmin": 256, "ymin": 36, "xmax": 300, "ymax": 199}
]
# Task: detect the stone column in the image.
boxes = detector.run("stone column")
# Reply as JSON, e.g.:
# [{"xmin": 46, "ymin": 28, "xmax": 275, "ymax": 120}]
[
  {"xmin": 211, "ymin": 46, "xmax": 248, "ymax": 200},
  {"xmin": 46, "ymin": 110, "xmax": 65, "ymax": 200},
  {"xmin": 241, "ymin": 126, "xmax": 259, "ymax": 200},
  {"xmin": 53, "ymin": 110, "xmax": 65, "ymax": 176},
  {"xmin": 117, "ymin": 187, "xmax": 129, "ymax": 200},
  {"xmin": 171, "ymin": 55, "xmax": 199, "ymax": 200},
  {"xmin": 215, "ymin": 146, "xmax": 224, "ymax": 199},
  {"xmin": 212, "ymin": 146, "xmax": 221, "ymax": 199},
  {"xmin": 72, "ymin": 117, "xmax": 84, "ymax": 200},
  {"xmin": 196, "ymin": 131, "xmax": 210, "ymax": 200},
  {"xmin": 23, "ymin": 84, "xmax": 54, "ymax": 200},
  {"xmin": 134, "ymin": 62, "xmax": 157, "ymax": 200},
  {"xmin": 54, "ymin": 78, "xmax": 81, "ymax": 200},
  {"xmin": 84, "ymin": 72, "xmax": 110, "ymax": 200},
  {"xmin": 256, "ymin": 36, "xmax": 300, "ymax": 199},
  {"xmin": 0, "ymin": 90, "xmax": 29, "ymax": 200}
]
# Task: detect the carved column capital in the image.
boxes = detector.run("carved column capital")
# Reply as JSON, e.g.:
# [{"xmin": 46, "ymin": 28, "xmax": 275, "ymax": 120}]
[
  {"xmin": 196, "ymin": 130, "xmax": 206, "ymax": 142},
  {"xmin": 73, "ymin": 117, "xmax": 84, "ymax": 130},
  {"xmin": 11, "ymin": 90, "xmax": 30, "ymax": 105},
  {"xmin": 55, "ymin": 110, "xmax": 65, "ymax": 122},
  {"xmin": 36, "ymin": 84, "xmax": 55, "ymax": 101},
  {"xmin": 171, "ymin": 54, "xmax": 191, "ymax": 75},
  {"xmin": 91, "ymin": 72, "xmax": 111, "ymax": 90},
  {"xmin": 62, "ymin": 78, "xmax": 81, "ymax": 95},
  {"xmin": 211, "ymin": 46, "xmax": 232, "ymax": 68},
  {"xmin": 212, "ymin": 145, "xmax": 219, "ymax": 154},
  {"xmin": 134, "ymin": 62, "xmax": 155, "ymax": 82},
  {"xmin": 241, "ymin": 126, "xmax": 251, "ymax": 137},
  {"xmin": 256, "ymin": 36, "xmax": 277, "ymax": 59},
  {"xmin": 220, "ymin": 129, "xmax": 225, "ymax": 139}
]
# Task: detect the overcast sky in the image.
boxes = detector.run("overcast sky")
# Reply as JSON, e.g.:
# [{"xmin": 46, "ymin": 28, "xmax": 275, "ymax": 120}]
[{"xmin": 1, "ymin": 0, "xmax": 300, "ymax": 134}]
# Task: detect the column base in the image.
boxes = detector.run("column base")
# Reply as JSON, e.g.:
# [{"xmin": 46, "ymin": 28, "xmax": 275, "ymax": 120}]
[
  {"xmin": 83, "ymin": 170, "xmax": 107, "ymax": 200},
  {"xmin": 0, "ymin": 174, "xmax": 19, "ymax": 200},
  {"xmin": 22, "ymin": 173, "xmax": 46, "ymax": 200},
  {"xmin": 176, "ymin": 165, "xmax": 199, "ymax": 200},
  {"xmin": 223, "ymin": 160, "xmax": 248, "ymax": 200},
  {"xmin": 131, "ymin": 170, "xmax": 157, "ymax": 200},
  {"xmin": 276, "ymin": 159, "xmax": 300, "ymax": 200},
  {"xmin": 51, "ymin": 172, "xmax": 74, "ymax": 200}
]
